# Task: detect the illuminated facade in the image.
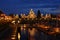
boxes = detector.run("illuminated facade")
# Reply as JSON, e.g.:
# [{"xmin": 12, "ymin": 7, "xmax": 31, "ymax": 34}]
[
  {"xmin": 21, "ymin": 9, "xmax": 36, "ymax": 20},
  {"xmin": 5, "ymin": 16, "xmax": 12, "ymax": 21},
  {"xmin": 27, "ymin": 9, "xmax": 36, "ymax": 20},
  {"xmin": 45, "ymin": 14, "xmax": 51, "ymax": 19},
  {"xmin": 41, "ymin": 13, "xmax": 44, "ymax": 18},
  {"xmin": 15, "ymin": 14, "xmax": 19, "ymax": 18},
  {"xmin": 57, "ymin": 14, "xmax": 60, "ymax": 20},
  {"xmin": 21, "ymin": 14, "xmax": 26, "ymax": 18}
]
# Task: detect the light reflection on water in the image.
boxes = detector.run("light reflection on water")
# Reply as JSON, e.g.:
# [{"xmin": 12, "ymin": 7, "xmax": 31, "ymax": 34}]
[
  {"xmin": 18, "ymin": 24, "xmax": 60, "ymax": 40},
  {"xmin": 18, "ymin": 33, "xmax": 20, "ymax": 40}
]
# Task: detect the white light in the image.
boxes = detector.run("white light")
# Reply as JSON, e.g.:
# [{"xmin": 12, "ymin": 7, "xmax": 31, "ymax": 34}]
[
  {"xmin": 11, "ymin": 37, "xmax": 15, "ymax": 39},
  {"xmin": 12, "ymin": 21, "xmax": 15, "ymax": 24},
  {"xmin": 18, "ymin": 20, "xmax": 20, "ymax": 23},
  {"xmin": 18, "ymin": 33, "xmax": 20, "ymax": 40}
]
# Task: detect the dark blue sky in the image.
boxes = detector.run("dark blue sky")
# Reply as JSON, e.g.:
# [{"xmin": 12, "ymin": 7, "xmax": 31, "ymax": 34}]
[{"xmin": 0, "ymin": 0, "xmax": 60, "ymax": 14}]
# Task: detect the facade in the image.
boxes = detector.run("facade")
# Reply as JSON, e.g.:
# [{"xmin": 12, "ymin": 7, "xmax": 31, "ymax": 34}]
[
  {"xmin": 41, "ymin": 13, "xmax": 44, "ymax": 18},
  {"xmin": 21, "ymin": 9, "xmax": 36, "ymax": 20},
  {"xmin": 45, "ymin": 14, "xmax": 51, "ymax": 19},
  {"xmin": 28, "ymin": 9, "xmax": 36, "ymax": 19},
  {"xmin": 15, "ymin": 14, "xmax": 19, "ymax": 18},
  {"xmin": 21, "ymin": 14, "xmax": 26, "ymax": 18},
  {"xmin": 57, "ymin": 14, "xmax": 60, "ymax": 20}
]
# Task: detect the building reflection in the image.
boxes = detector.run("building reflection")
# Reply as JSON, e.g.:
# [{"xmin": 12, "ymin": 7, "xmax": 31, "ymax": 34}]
[{"xmin": 0, "ymin": 9, "xmax": 60, "ymax": 40}]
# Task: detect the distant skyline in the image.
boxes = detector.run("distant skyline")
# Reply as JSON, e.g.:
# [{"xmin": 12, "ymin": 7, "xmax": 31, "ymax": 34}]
[{"xmin": 0, "ymin": 0, "xmax": 60, "ymax": 15}]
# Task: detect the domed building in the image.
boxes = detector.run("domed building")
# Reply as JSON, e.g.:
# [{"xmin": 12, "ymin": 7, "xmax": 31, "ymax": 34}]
[
  {"xmin": 20, "ymin": 9, "xmax": 36, "ymax": 20},
  {"xmin": 27, "ymin": 9, "xmax": 36, "ymax": 20}
]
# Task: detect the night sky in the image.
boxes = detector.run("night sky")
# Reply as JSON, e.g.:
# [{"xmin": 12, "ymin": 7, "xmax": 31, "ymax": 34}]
[{"xmin": 0, "ymin": 0, "xmax": 60, "ymax": 15}]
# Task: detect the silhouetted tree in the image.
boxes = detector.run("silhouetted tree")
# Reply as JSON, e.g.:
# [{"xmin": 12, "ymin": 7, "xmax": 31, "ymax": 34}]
[
  {"xmin": 0, "ymin": 11, "xmax": 3, "ymax": 14},
  {"xmin": 37, "ymin": 10, "xmax": 41, "ymax": 19},
  {"xmin": 19, "ymin": 15, "xmax": 21, "ymax": 18},
  {"xmin": 51, "ymin": 14, "xmax": 56, "ymax": 18},
  {"xmin": 9, "ymin": 13, "xmax": 14, "ymax": 18},
  {"xmin": 0, "ymin": 11, "xmax": 4, "ymax": 16}
]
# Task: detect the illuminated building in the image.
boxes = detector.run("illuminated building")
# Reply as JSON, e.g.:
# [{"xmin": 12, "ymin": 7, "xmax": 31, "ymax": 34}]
[
  {"xmin": 53, "ymin": 27, "xmax": 60, "ymax": 33},
  {"xmin": 27, "ymin": 9, "xmax": 36, "ymax": 20},
  {"xmin": 21, "ymin": 14, "xmax": 26, "ymax": 19},
  {"xmin": 5, "ymin": 16, "xmax": 12, "ymax": 20},
  {"xmin": 15, "ymin": 14, "xmax": 19, "ymax": 18},
  {"xmin": 41, "ymin": 13, "xmax": 44, "ymax": 18},
  {"xmin": 45, "ymin": 14, "xmax": 51, "ymax": 19},
  {"xmin": 9, "ymin": 14, "xmax": 15, "ymax": 18},
  {"xmin": 0, "ymin": 14, "xmax": 6, "ymax": 17},
  {"xmin": 0, "ymin": 13, "xmax": 6, "ymax": 20},
  {"xmin": 57, "ymin": 14, "xmax": 60, "ymax": 20},
  {"xmin": 20, "ymin": 9, "xmax": 36, "ymax": 20}
]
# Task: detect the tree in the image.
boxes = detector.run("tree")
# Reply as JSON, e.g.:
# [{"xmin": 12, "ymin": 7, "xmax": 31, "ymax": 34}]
[
  {"xmin": 19, "ymin": 15, "xmax": 21, "ymax": 18},
  {"xmin": 9, "ymin": 13, "xmax": 14, "ymax": 18},
  {"xmin": 0, "ymin": 10, "xmax": 4, "ymax": 16},
  {"xmin": 51, "ymin": 14, "xmax": 56, "ymax": 18},
  {"xmin": 0, "ymin": 11, "xmax": 3, "ymax": 14},
  {"xmin": 37, "ymin": 10, "xmax": 41, "ymax": 18}
]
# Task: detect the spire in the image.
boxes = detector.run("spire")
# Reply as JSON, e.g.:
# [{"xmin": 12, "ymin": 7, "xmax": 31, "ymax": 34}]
[
  {"xmin": 29, "ymin": 9, "xmax": 35, "ymax": 14},
  {"xmin": 31, "ymin": 9, "xmax": 33, "ymax": 11},
  {"xmin": 28, "ymin": 9, "xmax": 36, "ymax": 19}
]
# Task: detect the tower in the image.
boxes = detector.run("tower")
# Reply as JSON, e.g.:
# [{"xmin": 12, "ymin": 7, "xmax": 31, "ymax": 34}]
[{"xmin": 28, "ymin": 9, "xmax": 36, "ymax": 19}]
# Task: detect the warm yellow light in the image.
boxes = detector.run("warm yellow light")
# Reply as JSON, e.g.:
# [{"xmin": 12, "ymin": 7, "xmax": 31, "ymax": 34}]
[
  {"xmin": 11, "ymin": 20, "xmax": 15, "ymax": 24},
  {"xmin": 11, "ymin": 37, "xmax": 15, "ymax": 40},
  {"xmin": 18, "ymin": 33, "xmax": 20, "ymax": 40},
  {"xmin": 28, "ymin": 28, "xmax": 37, "ymax": 36},
  {"xmin": 53, "ymin": 28, "xmax": 60, "ymax": 33},
  {"xmin": 48, "ymin": 31, "xmax": 55, "ymax": 35}
]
